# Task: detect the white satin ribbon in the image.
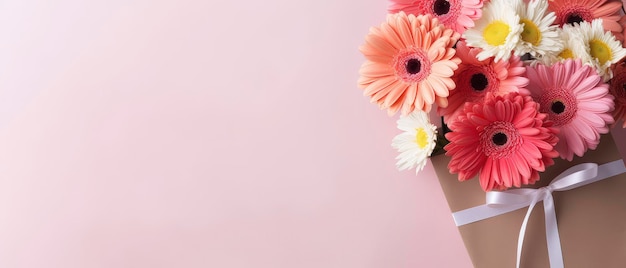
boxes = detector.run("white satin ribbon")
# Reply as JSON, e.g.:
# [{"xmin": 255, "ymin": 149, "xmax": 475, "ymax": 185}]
[{"xmin": 451, "ymin": 160, "xmax": 626, "ymax": 268}]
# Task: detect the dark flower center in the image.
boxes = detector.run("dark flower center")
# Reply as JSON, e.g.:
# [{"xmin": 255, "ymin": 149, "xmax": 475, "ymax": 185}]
[
  {"xmin": 406, "ymin": 59, "xmax": 422, "ymax": 74},
  {"xmin": 492, "ymin": 132, "xmax": 508, "ymax": 146},
  {"xmin": 470, "ymin": 73, "xmax": 489, "ymax": 91},
  {"xmin": 433, "ymin": 0, "xmax": 451, "ymax": 15},
  {"xmin": 566, "ymin": 14, "xmax": 584, "ymax": 25},
  {"xmin": 622, "ymin": 83, "xmax": 626, "ymax": 91},
  {"xmin": 551, "ymin": 101, "xmax": 566, "ymax": 114}
]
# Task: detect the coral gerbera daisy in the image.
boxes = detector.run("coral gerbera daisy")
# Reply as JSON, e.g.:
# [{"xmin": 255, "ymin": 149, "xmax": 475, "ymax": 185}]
[
  {"xmin": 613, "ymin": 15, "xmax": 626, "ymax": 45},
  {"xmin": 388, "ymin": 0, "xmax": 483, "ymax": 34},
  {"xmin": 548, "ymin": 0, "xmax": 623, "ymax": 35},
  {"xmin": 444, "ymin": 93, "xmax": 559, "ymax": 191},
  {"xmin": 358, "ymin": 12, "xmax": 461, "ymax": 115},
  {"xmin": 608, "ymin": 56, "xmax": 626, "ymax": 127},
  {"xmin": 392, "ymin": 110, "xmax": 438, "ymax": 173},
  {"xmin": 512, "ymin": 0, "xmax": 563, "ymax": 58},
  {"xmin": 463, "ymin": 0, "xmax": 523, "ymax": 62},
  {"xmin": 575, "ymin": 19, "xmax": 626, "ymax": 81},
  {"xmin": 437, "ymin": 40, "xmax": 529, "ymax": 124},
  {"xmin": 525, "ymin": 59, "xmax": 615, "ymax": 161}
]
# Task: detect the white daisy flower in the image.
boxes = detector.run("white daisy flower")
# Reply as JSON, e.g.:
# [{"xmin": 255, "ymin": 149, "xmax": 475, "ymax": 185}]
[
  {"xmin": 463, "ymin": 0, "xmax": 523, "ymax": 62},
  {"xmin": 392, "ymin": 110, "xmax": 437, "ymax": 173},
  {"xmin": 556, "ymin": 25, "xmax": 591, "ymax": 62},
  {"xmin": 512, "ymin": 0, "xmax": 563, "ymax": 58},
  {"xmin": 576, "ymin": 19, "xmax": 626, "ymax": 81},
  {"xmin": 531, "ymin": 24, "xmax": 592, "ymax": 67}
]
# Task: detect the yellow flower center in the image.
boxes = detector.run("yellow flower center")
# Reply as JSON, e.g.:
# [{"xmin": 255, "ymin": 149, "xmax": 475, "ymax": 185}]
[
  {"xmin": 589, "ymin": 39, "xmax": 612, "ymax": 65},
  {"xmin": 558, "ymin": 49, "xmax": 574, "ymax": 59},
  {"xmin": 483, "ymin": 21, "xmax": 510, "ymax": 46},
  {"xmin": 520, "ymin": 19, "xmax": 541, "ymax": 46},
  {"xmin": 415, "ymin": 127, "xmax": 429, "ymax": 149}
]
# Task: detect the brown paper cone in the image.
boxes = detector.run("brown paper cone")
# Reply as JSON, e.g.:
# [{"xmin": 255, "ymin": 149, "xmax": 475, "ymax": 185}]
[{"xmin": 431, "ymin": 134, "xmax": 626, "ymax": 268}]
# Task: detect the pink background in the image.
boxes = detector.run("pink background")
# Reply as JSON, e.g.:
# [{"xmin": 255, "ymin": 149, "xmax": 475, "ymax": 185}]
[{"xmin": 0, "ymin": 0, "xmax": 472, "ymax": 267}]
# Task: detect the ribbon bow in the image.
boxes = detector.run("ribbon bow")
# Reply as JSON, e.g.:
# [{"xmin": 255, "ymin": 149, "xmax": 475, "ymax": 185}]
[{"xmin": 452, "ymin": 160, "xmax": 626, "ymax": 268}]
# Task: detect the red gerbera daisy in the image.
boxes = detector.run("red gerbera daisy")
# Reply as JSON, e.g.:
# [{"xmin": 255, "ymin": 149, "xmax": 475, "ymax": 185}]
[
  {"xmin": 609, "ymin": 56, "xmax": 626, "ymax": 127},
  {"xmin": 444, "ymin": 93, "xmax": 559, "ymax": 191},
  {"xmin": 548, "ymin": 0, "xmax": 622, "ymax": 36},
  {"xmin": 437, "ymin": 40, "xmax": 529, "ymax": 124}
]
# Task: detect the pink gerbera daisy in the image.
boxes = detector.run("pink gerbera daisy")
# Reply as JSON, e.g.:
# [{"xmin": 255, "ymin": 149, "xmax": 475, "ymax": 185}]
[
  {"xmin": 388, "ymin": 0, "xmax": 483, "ymax": 34},
  {"xmin": 444, "ymin": 93, "xmax": 559, "ymax": 191},
  {"xmin": 437, "ymin": 41, "xmax": 529, "ymax": 124},
  {"xmin": 525, "ymin": 59, "xmax": 615, "ymax": 161},
  {"xmin": 548, "ymin": 0, "xmax": 623, "ymax": 35},
  {"xmin": 358, "ymin": 12, "xmax": 461, "ymax": 115},
  {"xmin": 608, "ymin": 57, "xmax": 626, "ymax": 127}
]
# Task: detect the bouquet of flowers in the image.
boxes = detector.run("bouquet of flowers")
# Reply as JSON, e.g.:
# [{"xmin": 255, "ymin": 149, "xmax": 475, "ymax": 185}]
[
  {"xmin": 357, "ymin": 0, "xmax": 626, "ymax": 266},
  {"xmin": 358, "ymin": 0, "xmax": 626, "ymax": 191}
]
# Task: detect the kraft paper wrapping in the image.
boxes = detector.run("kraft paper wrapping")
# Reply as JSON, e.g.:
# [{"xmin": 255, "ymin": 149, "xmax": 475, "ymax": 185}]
[{"xmin": 431, "ymin": 134, "xmax": 626, "ymax": 268}]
